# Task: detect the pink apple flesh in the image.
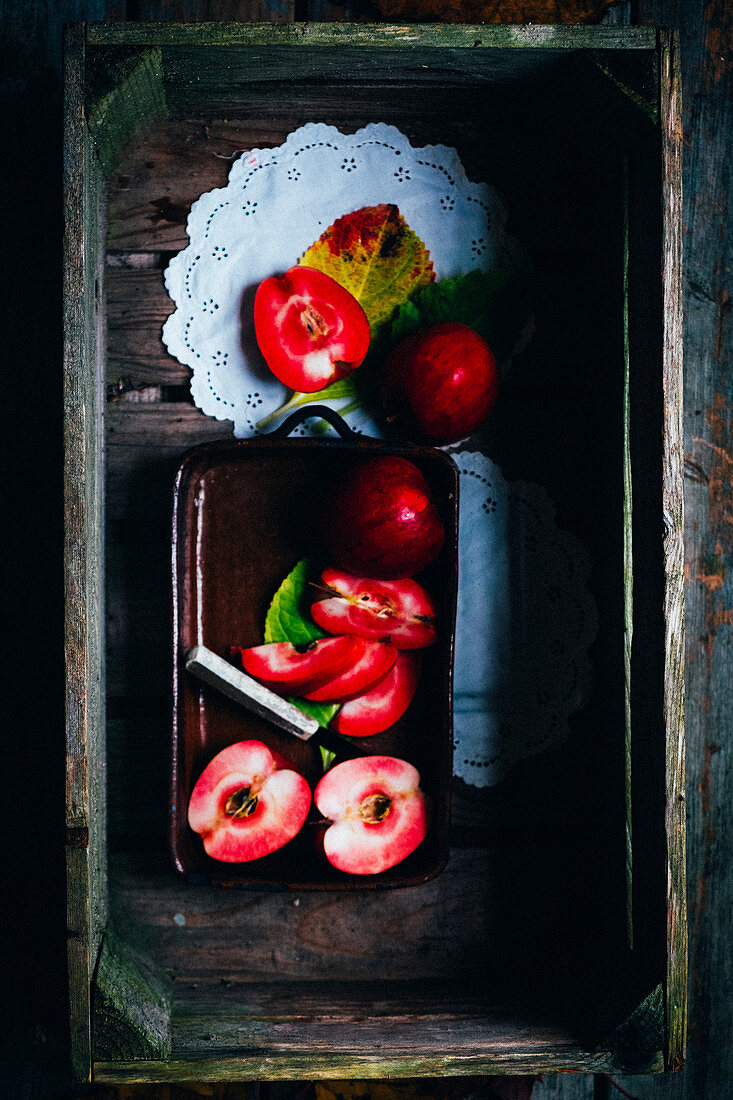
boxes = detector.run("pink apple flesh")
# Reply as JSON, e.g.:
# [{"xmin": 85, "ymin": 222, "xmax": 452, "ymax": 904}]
[
  {"xmin": 231, "ymin": 636, "xmax": 362, "ymax": 695},
  {"xmin": 188, "ymin": 740, "xmax": 311, "ymax": 863},
  {"xmin": 314, "ymin": 756, "xmax": 429, "ymax": 874},
  {"xmin": 311, "ymin": 566, "xmax": 437, "ymax": 649},
  {"xmin": 254, "ymin": 266, "xmax": 370, "ymax": 393},
  {"xmin": 300, "ymin": 639, "xmax": 397, "ymax": 702},
  {"xmin": 331, "ymin": 652, "xmax": 422, "ymax": 737}
]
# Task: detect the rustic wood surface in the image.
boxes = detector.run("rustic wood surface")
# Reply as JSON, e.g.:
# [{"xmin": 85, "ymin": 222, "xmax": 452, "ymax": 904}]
[{"xmin": 1, "ymin": 1, "xmax": 730, "ymax": 1099}]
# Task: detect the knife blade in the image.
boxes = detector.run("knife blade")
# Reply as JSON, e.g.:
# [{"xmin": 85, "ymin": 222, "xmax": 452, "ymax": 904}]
[{"xmin": 184, "ymin": 645, "xmax": 369, "ymax": 758}]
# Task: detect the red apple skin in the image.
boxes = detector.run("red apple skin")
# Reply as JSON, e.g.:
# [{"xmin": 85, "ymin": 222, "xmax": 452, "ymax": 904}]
[
  {"xmin": 382, "ymin": 322, "xmax": 499, "ymax": 445},
  {"xmin": 188, "ymin": 740, "xmax": 311, "ymax": 863},
  {"xmin": 320, "ymin": 456, "xmax": 445, "ymax": 580},
  {"xmin": 314, "ymin": 756, "xmax": 429, "ymax": 875},
  {"xmin": 311, "ymin": 567, "xmax": 437, "ymax": 649},
  {"xmin": 301, "ymin": 641, "xmax": 398, "ymax": 702},
  {"xmin": 330, "ymin": 652, "xmax": 421, "ymax": 737},
  {"xmin": 254, "ymin": 266, "xmax": 370, "ymax": 393},
  {"xmin": 230, "ymin": 636, "xmax": 362, "ymax": 695}
]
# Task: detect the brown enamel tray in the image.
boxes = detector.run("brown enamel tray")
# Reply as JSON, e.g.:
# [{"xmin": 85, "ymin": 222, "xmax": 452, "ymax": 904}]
[{"xmin": 170, "ymin": 408, "xmax": 459, "ymax": 889}]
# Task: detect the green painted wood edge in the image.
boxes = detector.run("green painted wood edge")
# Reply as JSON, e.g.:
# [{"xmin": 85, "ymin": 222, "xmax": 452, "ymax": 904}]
[
  {"xmin": 64, "ymin": 20, "xmax": 105, "ymax": 1084},
  {"xmin": 85, "ymin": 22, "xmax": 658, "ymax": 50},
  {"xmin": 658, "ymin": 27, "xmax": 687, "ymax": 1075},
  {"xmin": 91, "ymin": 1047, "xmax": 660, "ymax": 1084},
  {"xmin": 622, "ymin": 155, "xmax": 634, "ymax": 954},
  {"xmin": 92, "ymin": 924, "xmax": 173, "ymax": 1063},
  {"xmin": 86, "ymin": 47, "xmax": 167, "ymax": 175}
]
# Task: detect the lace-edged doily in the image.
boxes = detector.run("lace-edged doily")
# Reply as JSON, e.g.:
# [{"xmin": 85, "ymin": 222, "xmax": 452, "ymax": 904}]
[
  {"xmin": 162, "ymin": 122, "xmax": 525, "ymax": 438},
  {"xmin": 453, "ymin": 452, "xmax": 598, "ymax": 787}
]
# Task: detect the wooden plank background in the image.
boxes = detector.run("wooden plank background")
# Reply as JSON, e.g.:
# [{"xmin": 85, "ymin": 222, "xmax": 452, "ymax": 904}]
[{"xmin": 1, "ymin": 0, "xmax": 730, "ymax": 1098}]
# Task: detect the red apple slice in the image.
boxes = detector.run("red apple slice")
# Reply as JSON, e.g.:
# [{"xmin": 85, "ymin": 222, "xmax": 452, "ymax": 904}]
[
  {"xmin": 331, "ymin": 652, "xmax": 421, "ymax": 736},
  {"xmin": 314, "ymin": 756, "xmax": 429, "ymax": 874},
  {"xmin": 188, "ymin": 740, "xmax": 311, "ymax": 863},
  {"xmin": 254, "ymin": 266, "xmax": 371, "ymax": 393},
  {"xmin": 301, "ymin": 641, "xmax": 398, "ymax": 702},
  {"xmin": 311, "ymin": 567, "xmax": 437, "ymax": 649},
  {"xmin": 230, "ymin": 636, "xmax": 362, "ymax": 695}
]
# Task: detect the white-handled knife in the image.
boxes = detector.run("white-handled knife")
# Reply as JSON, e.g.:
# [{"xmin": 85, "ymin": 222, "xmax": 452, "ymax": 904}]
[{"xmin": 184, "ymin": 645, "xmax": 368, "ymax": 757}]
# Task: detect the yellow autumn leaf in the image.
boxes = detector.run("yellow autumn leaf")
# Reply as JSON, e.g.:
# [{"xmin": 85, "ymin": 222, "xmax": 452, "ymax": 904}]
[{"xmin": 299, "ymin": 203, "xmax": 435, "ymax": 338}]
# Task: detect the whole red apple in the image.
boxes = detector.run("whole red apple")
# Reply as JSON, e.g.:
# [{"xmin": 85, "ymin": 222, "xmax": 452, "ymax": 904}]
[
  {"xmin": 311, "ymin": 566, "xmax": 437, "ymax": 649},
  {"xmin": 381, "ymin": 321, "xmax": 499, "ymax": 445},
  {"xmin": 254, "ymin": 266, "xmax": 370, "ymax": 393},
  {"xmin": 187, "ymin": 740, "xmax": 311, "ymax": 863},
  {"xmin": 314, "ymin": 756, "xmax": 429, "ymax": 874},
  {"xmin": 320, "ymin": 456, "xmax": 444, "ymax": 580}
]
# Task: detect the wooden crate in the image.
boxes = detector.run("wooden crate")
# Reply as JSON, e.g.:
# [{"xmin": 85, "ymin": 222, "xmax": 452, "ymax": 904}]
[{"xmin": 64, "ymin": 22, "xmax": 685, "ymax": 1085}]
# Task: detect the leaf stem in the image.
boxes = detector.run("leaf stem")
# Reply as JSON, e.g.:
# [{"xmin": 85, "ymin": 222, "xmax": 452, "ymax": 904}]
[{"xmin": 256, "ymin": 391, "xmax": 309, "ymax": 431}]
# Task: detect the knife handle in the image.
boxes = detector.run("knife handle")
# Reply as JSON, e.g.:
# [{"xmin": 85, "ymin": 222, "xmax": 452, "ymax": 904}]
[{"xmin": 185, "ymin": 645, "xmax": 320, "ymax": 740}]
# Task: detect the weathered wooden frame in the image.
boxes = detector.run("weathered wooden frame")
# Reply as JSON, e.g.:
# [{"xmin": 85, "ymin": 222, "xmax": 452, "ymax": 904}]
[{"xmin": 63, "ymin": 22, "xmax": 685, "ymax": 1085}]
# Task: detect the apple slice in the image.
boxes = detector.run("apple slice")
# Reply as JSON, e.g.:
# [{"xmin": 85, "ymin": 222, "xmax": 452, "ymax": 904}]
[
  {"xmin": 301, "ymin": 641, "xmax": 398, "ymax": 702},
  {"xmin": 331, "ymin": 652, "xmax": 421, "ymax": 737},
  {"xmin": 314, "ymin": 756, "xmax": 429, "ymax": 874},
  {"xmin": 311, "ymin": 567, "xmax": 437, "ymax": 649},
  {"xmin": 188, "ymin": 740, "xmax": 311, "ymax": 863},
  {"xmin": 230, "ymin": 636, "xmax": 362, "ymax": 695}
]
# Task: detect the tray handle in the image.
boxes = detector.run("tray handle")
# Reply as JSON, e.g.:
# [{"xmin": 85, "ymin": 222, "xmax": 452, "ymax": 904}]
[{"xmin": 266, "ymin": 405, "xmax": 359, "ymax": 441}]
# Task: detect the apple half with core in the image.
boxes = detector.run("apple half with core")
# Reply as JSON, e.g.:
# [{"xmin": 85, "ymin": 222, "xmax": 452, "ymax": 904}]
[
  {"xmin": 312, "ymin": 567, "xmax": 437, "ymax": 649},
  {"xmin": 314, "ymin": 756, "xmax": 429, "ymax": 874},
  {"xmin": 188, "ymin": 740, "xmax": 311, "ymax": 863},
  {"xmin": 320, "ymin": 456, "xmax": 445, "ymax": 579},
  {"xmin": 254, "ymin": 266, "xmax": 370, "ymax": 393},
  {"xmin": 331, "ymin": 652, "xmax": 422, "ymax": 737},
  {"xmin": 381, "ymin": 321, "xmax": 499, "ymax": 445}
]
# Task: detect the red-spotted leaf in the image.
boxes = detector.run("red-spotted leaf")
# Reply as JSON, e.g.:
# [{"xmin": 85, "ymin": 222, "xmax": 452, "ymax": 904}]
[{"xmin": 299, "ymin": 203, "xmax": 435, "ymax": 338}]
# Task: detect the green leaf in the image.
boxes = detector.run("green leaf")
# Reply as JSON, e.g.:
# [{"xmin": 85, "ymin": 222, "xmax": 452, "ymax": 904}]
[
  {"xmin": 264, "ymin": 558, "xmax": 324, "ymax": 647},
  {"xmin": 389, "ymin": 268, "xmax": 530, "ymax": 364},
  {"xmin": 263, "ymin": 558, "xmax": 339, "ymax": 729}
]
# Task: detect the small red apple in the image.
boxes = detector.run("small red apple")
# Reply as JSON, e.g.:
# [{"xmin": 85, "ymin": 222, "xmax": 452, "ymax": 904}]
[
  {"xmin": 188, "ymin": 740, "xmax": 311, "ymax": 863},
  {"xmin": 230, "ymin": 636, "xmax": 361, "ymax": 695},
  {"xmin": 320, "ymin": 456, "xmax": 445, "ymax": 580},
  {"xmin": 381, "ymin": 321, "xmax": 499, "ymax": 445},
  {"xmin": 301, "ymin": 640, "xmax": 398, "ymax": 702},
  {"xmin": 331, "ymin": 652, "xmax": 422, "ymax": 737},
  {"xmin": 311, "ymin": 567, "xmax": 437, "ymax": 649},
  {"xmin": 314, "ymin": 756, "xmax": 429, "ymax": 874},
  {"xmin": 254, "ymin": 266, "xmax": 370, "ymax": 393}
]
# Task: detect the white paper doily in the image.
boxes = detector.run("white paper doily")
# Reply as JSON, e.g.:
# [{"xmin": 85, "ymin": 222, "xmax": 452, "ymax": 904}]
[
  {"xmin": 162, "ymin": 122, "xmax": 525, "ymax": 438},
  {"xmin": 453, "ymin": 453, "xmax": 598, "ymax": 787}
]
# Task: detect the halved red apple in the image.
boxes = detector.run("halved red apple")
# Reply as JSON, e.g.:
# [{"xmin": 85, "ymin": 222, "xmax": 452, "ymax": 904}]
[
  {"xmin": 254, "ymin": 266, "xmax": 371, "ymax": 393},
  {"xmin": 311, "ymin": 567, "xmax": 437, "ymax": 649},
  {"xmin": 230, "ymin": 636, "xmax": 361, "ymax": 695},
  {"xmin": 301, "ymin": 640, "xmax": 398, "ymax": 702},
  {"xmin": 331, "ymin": 652, "xmax": 421, "ymax": 737},
  {"xmin": 314, "ymin": 756, "xmax": 429, "ymax": 874},
  {"xmin": 188, "ymin": 740, "xmax": 311, "ymax": 863}
]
